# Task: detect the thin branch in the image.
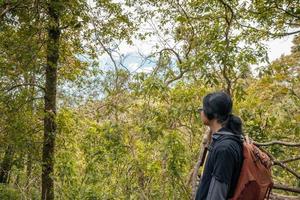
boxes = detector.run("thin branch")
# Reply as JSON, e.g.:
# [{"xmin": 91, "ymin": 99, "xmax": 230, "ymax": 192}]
[
  {"xmin": 152, "ymin": 47, "xmax": 187, "ymax": 85},
  {"xmin": 3, "ymin": 83, "xmax": 45, "ymax": 93},
  {"xmin": 279, "ymin": 156, "xmax": 300, "ymax": 164},
  {"xmin": 175, "ymin": 0, "xmax": 196, "ymax": 37},
  {"xmin": 218, "ymin": 0, "xmax": 235, "ymax": 19},
  {"xmin": 187, "ymin": 128, "xmax": 212, "ymax": 200},
  {"xmin": 0, "ymin": 1, "xmax": 21, "ymax": 20},
  {"xmin": 273, "ymin": 184, "xmax": 300, "ymax": 194},
  {"xmin": 148, "ymin": 18, "xmax": 173, "ymax": 49},
  {"xmin": 171, "ymin": 1, "xmax": 195, "ymax": 59},
  {"xmin": 91, "ymin": 18, "xmax": 119, "ymax": 91},
  {"xmin": 276, "ymin": 29, "xmax": 300, "ymax": 37},
  {"xmin": 254, "ymin": 141, "xmax": 300, "ymax": 147},
  {"xmin": 286, "ymin": 22, "xmax": 300, "ymax": 27},
  {"xmin": 273, "ymin": 161, "xmax": 300, "ymax": 179},
  {"xmin": 115, "ymin": 50, "xmax": 131, "ymax": 74},
  {"xmin": 216, "ymin": 0, "xmax": 236, "ymax": 95},
  {"xmin": 165, "ymin": 68, "xmax": 189, "ymax": 86},
  {"xmin": 132, "ymin": 52, "xmax": 154, "ymax": 73},
  {"xmin": 258, "ymin": 147, "xmax": 300, "ymax": 179},
  {"xmin": 159, "ymin": 48, "xmax": 182, "ymax": 64},
  {"xmin": 238, "ymin": 22, "xmax": 300, "ymax": 37},
  {"xmin": 0, "ymin": 6, "xmax": 11, "ymax": 19},
  {"xmin": 274, "ymin": 1, "xmax": 300, "ymax": 20}
]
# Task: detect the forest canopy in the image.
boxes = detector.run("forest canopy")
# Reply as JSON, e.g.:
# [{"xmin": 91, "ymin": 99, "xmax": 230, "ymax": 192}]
[{"xmin": 0, "ymin": 0, "xmax": 299, "ymax": 199}]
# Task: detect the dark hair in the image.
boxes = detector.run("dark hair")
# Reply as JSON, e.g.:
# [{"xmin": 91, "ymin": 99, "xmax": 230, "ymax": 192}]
[{"xmin": 203, "ymin": 91, "xmax": 243, "ymax": 135}]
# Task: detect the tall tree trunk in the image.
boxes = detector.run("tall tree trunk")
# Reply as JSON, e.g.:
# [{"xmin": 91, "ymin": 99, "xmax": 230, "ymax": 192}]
[
  {"xmin": 42, "ymin": 1, "xmax": 60, "ymax": 199},
  {"xmin": 26, "ymin": 73, "xmax": 35, "ymax": 192},
  {"xmin": 0, "ymin": 145, "xmax": 14, "ymax": 184}
]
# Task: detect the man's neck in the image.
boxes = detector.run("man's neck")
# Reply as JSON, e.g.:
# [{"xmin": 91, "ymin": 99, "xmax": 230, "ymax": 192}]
[{"xmin": 209, "ymin": 121, "xmax": 223, "ymax": 134}]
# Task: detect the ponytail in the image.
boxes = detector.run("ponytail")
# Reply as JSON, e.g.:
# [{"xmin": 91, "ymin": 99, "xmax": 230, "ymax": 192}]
[{"xmin": 224, "ymin": 114, "xmax": 243, "ymax": 135}]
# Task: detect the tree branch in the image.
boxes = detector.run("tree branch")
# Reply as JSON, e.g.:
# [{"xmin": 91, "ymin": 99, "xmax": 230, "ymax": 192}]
[
  {"xmin": 274, "ymin": 2, "xmax": 300, "ymax": 20},
  {"xmin": 218, "ymin": 0, "xmax": 235, "ymax": 18},
  {"xmin": 279, "ymin": 156, "xmax": 300, "ymax": 164},
  {"xmin": 165, "ymin": 68, "xmax": 189, "ymax": 86},
  {"xmin": 0, "ymin": 1, "xmax": 20, "ymax": 20},
  {"xmin": 153, "ymin": 47, "xmax": 188, "ymax": 86},
  {"xmin": 175, "ymin": 0, "xmax": 196, "ymax": 37},
  {"xmin": 187, "ymin": 128, "xmax": 212, "ymax": 200},
  {"xmin": 254, "ymin": 141, "xmax": 300, "ymax": 147},
  {"xmin": 3, "ymin": 83, "xmax": 45, "ymax": 93},
  {"xmin": 159, "ymin": 48, "xmax": 182, "ymax": 64},
  {"xmin": 91, "ymin": 18, "xmax": 119, "ymax": 91},
  {"xmin": 218, "ymin": 0, "xmax": 235, "ymax": 96},
  {"xmin": 258, "ymin": 147, "xmax": 300, "ymax": 179},
  {"xmin": 273, "ymin": 161, "xmax": 300, "ymax": 179},
  {"xmin": 275, "ymin": 29, "xmax": 300, "ymax": 37},
  {"xmin": 273, "ymin": 184, "xmax": 300, "ymax": 194}
]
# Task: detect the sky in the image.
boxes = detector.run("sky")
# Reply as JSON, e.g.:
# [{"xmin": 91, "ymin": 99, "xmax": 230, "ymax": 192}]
[
  {"xmin": 99, "ymin": 35, "xmax": 294, "ymax": 74},
  {"xmin": 94, "ymin": 0, "xmax": 296, "ymax": 74},
  {"xmin": 63, "ymin": 35, "xmax": 294, "ymax": 105},
  {"xmin": 266, "ymin": 36, "xmax": 294, "ymax": 61}
]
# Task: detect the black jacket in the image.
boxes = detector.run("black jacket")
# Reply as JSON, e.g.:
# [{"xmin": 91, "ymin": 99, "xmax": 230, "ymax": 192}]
[{"xmin": 195, "ymin": 128, "xmax": 243, "ymax": 200}]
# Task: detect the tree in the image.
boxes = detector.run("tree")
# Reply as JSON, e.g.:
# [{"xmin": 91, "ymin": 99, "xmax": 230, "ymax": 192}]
[
  {"xmin": 0, "ymin": 0, "xmax": 299, "ymax": 199},
  {"xmin": 42, "ymin": 0, "xmax": 61, "ymax": 199},
  {"xmin": 1, "ymin": 0, "xmax": 135, "ymax": 199}
]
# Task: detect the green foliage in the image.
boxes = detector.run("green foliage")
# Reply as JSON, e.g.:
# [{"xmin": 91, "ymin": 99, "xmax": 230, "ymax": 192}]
[
  {"xmin": 0, "ymin": 184, "xmax": 20, "ymax": 200},
  {"xmin": 0, "ymin": 0, "xmax": 299, "ymax": 199}
]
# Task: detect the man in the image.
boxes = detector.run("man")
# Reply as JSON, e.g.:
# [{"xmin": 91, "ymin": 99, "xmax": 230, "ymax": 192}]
[{"xmin": 195, "ymin": 91, "xmax": 243, "ymax": 200}]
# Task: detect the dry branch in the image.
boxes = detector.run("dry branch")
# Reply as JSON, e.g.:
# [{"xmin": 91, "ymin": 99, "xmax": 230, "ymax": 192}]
[
  {"xmin": 188, "ymin": 128, "xmax": 212, "ymax": 200},
  {"xmin": 166, "ymin": 68, "xmax": 189, "ymax": 86},
  {"xmin": 280, "ymin": 156, "xmax": 300, "ymax": 164},
  {"xmin": 273, "ymin": 184, "xmax": 300, "ymax": 194},
  {"xmin": 254, "ymin": 141, "xmax": 300, "ymax": 147},
  {"xmin": 3, "ymin": 83, "xmax": 45, "ymax": 93},
  {"xmin": 270, "ymin": 193, "xmax": 300, "ymax": 200},
  {"xmin": 159, "ymin": 48, "xmax": 182, "ymax": 64},
  {"xmin": 258, "ymin": 147, "xmax": 300, "ymax": 179},
  {"xmin": 0, "ymin": 1, "xmax": 20, "ymax": 20}
]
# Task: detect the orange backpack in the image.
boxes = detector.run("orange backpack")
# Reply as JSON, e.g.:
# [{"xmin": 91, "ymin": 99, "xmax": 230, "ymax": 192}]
[{"xmin": 218, "ymin": 132, "xmax": 273, "ymax": 200}]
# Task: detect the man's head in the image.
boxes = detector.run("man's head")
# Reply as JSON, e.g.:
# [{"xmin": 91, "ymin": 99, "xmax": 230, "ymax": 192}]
[
  {"xmin": 199, "ymin": 91, "xmax": 232, "ymax": 125},
  {"xmin": 198, "ymin": 91, "xmax": 243, "ymax": 134}
]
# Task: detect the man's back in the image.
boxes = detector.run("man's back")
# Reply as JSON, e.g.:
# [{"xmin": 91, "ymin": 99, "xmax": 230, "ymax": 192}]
[{"xmin": 195, "ymin": 128, "xmax": 243, "ymax": 200}]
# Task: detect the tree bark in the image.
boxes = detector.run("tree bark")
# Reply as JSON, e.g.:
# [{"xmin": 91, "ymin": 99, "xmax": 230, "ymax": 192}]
[{"xmin": 41, "ymin": 1, "xmax": 60, "ymax": 199}]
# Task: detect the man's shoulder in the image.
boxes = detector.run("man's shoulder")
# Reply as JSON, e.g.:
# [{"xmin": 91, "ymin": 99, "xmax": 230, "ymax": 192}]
[
  {"xmin": 215, "ymin": 135, "xmax": 242, "ymax": 146},
  {"xmin": 213, "ymin": 135, "xmax": 243, "ymax": 154}
]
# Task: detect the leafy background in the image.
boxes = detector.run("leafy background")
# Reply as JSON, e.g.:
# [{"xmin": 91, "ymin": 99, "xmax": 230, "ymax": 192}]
[{"xmin": 0, "ymin": 0, "xmax": 299, "ymax": 199}]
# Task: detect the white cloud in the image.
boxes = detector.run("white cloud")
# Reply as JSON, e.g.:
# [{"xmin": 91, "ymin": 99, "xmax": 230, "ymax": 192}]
[
  {"xmin": 128, "ymin": 62, "xmax": 139, "ymax": 70},
  {"xmin": 135, "ymin": 66, "xmax": 153, "ymax": 73},
  {"xmin": 266, "ymin": 36, "xmax": 293, "ymax": 61}
]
